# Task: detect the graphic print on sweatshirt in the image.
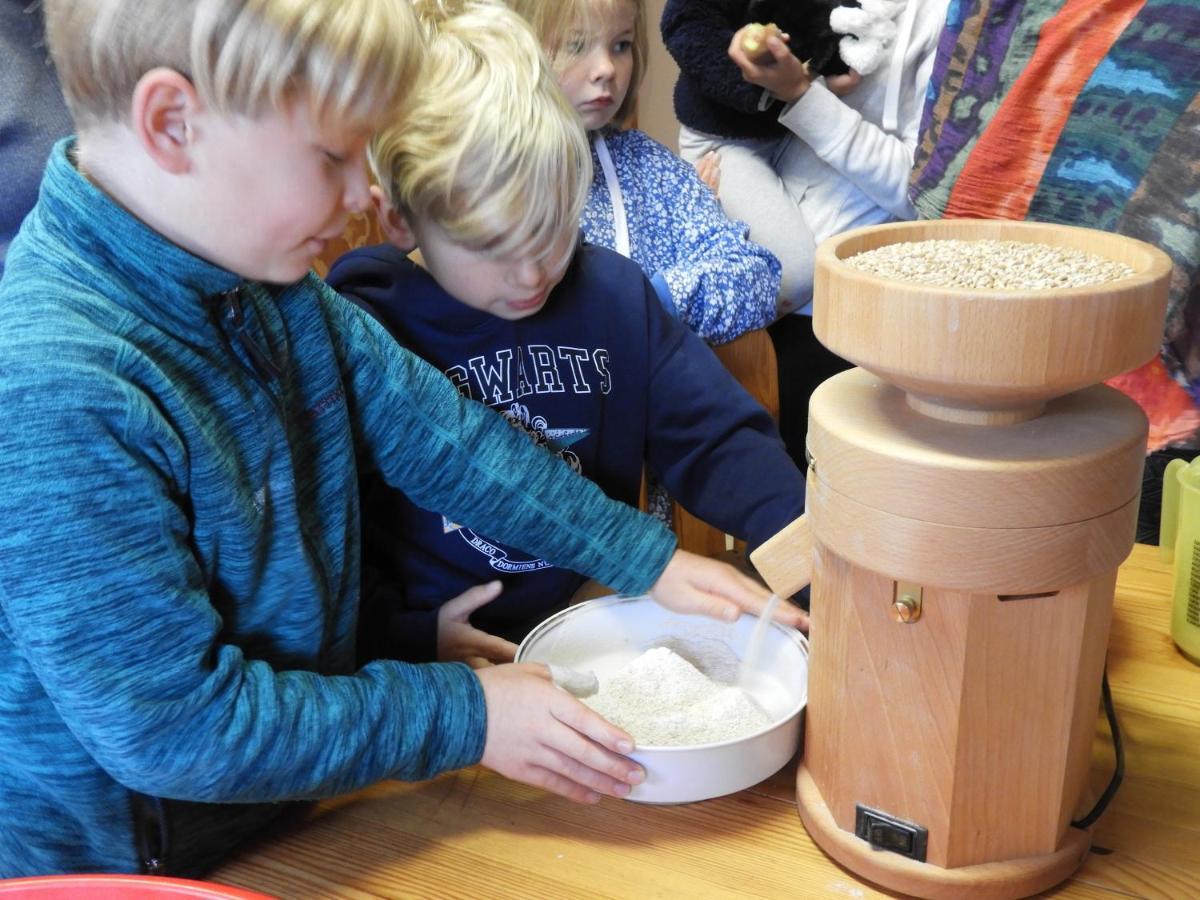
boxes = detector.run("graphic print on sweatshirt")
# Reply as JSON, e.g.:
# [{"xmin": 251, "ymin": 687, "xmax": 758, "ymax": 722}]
[
  {"xmin": 441, "ymin": 340, "xmax": 608, "ymax": 573},
  {"xmin": 445, "ymin": 343, "xmax": 611, "ymax": 406}
]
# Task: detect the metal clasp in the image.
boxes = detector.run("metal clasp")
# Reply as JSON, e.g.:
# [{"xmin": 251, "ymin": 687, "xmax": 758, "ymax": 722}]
[{"xmin": 893, "ymin": 582, "xmax": 923, "ymax": 623}]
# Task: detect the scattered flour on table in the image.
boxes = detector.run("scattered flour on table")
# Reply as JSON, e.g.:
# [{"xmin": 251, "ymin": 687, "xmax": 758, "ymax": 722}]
[{"xmin": 583, "ymin": 646, "xmax": 771, "ymax": 746}]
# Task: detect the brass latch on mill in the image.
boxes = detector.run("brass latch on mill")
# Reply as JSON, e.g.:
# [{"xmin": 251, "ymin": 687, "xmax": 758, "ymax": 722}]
[{"xmin": 893, "ymin": 582, "xmax": 923, "ymax": 623}]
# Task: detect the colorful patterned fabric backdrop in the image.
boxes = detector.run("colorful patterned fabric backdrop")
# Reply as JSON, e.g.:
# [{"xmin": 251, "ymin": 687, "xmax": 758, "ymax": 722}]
[{"xmin": 909, "ymin": 0, "xmax": 1200, "ymax": 450}]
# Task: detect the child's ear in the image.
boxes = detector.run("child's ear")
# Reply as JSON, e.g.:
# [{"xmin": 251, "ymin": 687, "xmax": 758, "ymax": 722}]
[
  {"xmin": 130, "ymin": 68, "xmax": 201, "ymax": 175},
  {"xmin": 370, "ymin": 185, "xmax": 418, "ymax": 253}
]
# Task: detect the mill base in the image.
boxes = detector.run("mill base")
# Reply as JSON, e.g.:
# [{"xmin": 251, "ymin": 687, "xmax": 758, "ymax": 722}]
[{"xmin": 796, "ymin": 765, "xmax": 1092, "ymax": 900}]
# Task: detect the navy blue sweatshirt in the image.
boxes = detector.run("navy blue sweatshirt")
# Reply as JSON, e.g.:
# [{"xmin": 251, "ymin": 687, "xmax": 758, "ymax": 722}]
[{"xmin": 327, "ymin": 243, "xmax": 805, "ymax": 662}]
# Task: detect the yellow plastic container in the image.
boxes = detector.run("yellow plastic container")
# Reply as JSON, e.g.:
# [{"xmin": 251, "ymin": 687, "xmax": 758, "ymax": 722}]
[{"xmin": 1159, "ymin": 457, "xmax": 1200, "ymax": 665}]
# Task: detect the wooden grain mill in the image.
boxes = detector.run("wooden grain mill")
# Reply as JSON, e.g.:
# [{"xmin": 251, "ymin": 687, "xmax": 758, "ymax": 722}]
[{"xmin": 751, "ymin": 219, "xmax": 1173, "ymax": 899}]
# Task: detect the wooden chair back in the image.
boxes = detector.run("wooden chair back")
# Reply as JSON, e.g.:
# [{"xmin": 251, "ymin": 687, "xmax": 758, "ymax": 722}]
[{"xmin": 670, "ymin": 330, "xmax": 779, "ymax": 557}]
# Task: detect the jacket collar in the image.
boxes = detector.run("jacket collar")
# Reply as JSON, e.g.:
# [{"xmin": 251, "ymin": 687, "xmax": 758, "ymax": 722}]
[{"xmin": 38, "ymin": 138, "xmax": 245, "ymax": 334}]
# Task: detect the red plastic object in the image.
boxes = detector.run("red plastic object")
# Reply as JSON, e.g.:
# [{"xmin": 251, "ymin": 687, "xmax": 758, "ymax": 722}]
[{"xmin": 0, "ymin": 875, "xmax": 277, "ymax": 899}]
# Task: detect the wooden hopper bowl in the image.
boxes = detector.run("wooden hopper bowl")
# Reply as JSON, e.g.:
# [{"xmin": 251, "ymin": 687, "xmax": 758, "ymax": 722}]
[{"xmin": 814, "ymin": 219, "xmax": 1172, "ymax": 425}]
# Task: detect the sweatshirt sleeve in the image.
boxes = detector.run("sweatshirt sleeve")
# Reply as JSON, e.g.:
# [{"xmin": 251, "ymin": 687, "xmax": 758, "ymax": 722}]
[
  {"xmin": 0, "ymin": 342, "xmax": 487, "ymax": 802},
  {"xmin": 326, "ymin": 286, "xmax": 678, "ymax": 596},
  {"xmin": 614, "ymin": 133, "xmax": 781, "ymax": 346},
  {"xmin": 776, "ymin": 34, "xmax": 940, "ymax": 222},
  {"xmin": 660, "ymin": 0, "xmax": 767, "ymax": 115},
  {"xmin": 640, "ymin": 282, "xmax": 805, "ymax": 551}
]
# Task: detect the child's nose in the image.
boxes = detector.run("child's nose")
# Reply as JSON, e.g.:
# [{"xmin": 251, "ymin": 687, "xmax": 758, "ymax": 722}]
[
  {"xmin": 591, "ymin": 51, "xmax": 615, "ymax": 82},
  {"xmin": 512, "ymin": 260, "xmax": 546, "ymax": 290},
  {"xmin": 344, "ymin": 161, "xmax": 371, "ymax": 214}
]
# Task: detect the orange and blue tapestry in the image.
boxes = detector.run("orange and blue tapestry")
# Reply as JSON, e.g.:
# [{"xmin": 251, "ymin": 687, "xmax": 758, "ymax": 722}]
[{"xmin": 910, "ymin": 0, "xmax": 1200, "ymax": 449}]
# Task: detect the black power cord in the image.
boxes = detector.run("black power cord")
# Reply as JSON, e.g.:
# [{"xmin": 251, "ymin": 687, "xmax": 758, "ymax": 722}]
[{"xmin": 1070, "ymin": 667, "xmax": 1124, "ymax": 830}]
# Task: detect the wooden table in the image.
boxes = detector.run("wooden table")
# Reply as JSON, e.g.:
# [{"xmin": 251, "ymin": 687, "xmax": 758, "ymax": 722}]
[{"xmin": 213, "ymin": 544, "xmax": 1200, "ymax": 899}]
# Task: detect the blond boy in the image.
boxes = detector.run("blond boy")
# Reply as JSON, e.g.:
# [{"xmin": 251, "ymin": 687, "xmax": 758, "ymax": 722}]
[
  {"xmin": 327, "ymin": 1, "xmax": 806, "ymax": 665},
  {"xmin": 0, "ymin": 0, "xmax": 777, "ymax": 877}
]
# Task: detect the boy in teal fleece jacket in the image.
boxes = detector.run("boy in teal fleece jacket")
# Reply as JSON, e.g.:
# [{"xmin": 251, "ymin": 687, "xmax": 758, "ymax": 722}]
[{"xmin": 0, "ymin": 0, "xmax": 783, "ymax": 878}]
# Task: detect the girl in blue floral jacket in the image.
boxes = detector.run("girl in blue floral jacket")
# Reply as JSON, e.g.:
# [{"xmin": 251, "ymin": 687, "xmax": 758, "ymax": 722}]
[{"xmin": 509, "ymin": 0, "xmax": 782, "ymax": 347}]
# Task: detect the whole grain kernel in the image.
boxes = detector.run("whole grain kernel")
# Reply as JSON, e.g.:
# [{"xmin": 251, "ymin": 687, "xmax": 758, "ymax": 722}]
[{"xmin": 843, "ymin": 239, "xmax": 1134, "ymax": 290}]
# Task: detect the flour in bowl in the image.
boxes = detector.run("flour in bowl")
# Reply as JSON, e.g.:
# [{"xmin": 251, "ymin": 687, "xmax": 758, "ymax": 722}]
[{"xmin": 584, "ymin": 646, "xmax": 771, "ymax": 746}]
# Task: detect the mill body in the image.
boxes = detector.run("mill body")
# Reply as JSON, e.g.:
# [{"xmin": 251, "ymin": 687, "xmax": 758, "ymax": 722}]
[{"xmin": 751, "ymin": 220, "xmax": 1173, "ymax": 899}]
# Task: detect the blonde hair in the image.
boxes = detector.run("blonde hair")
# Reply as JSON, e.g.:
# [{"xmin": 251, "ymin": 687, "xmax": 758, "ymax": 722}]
[
  {"xmin": 506, "ymin": 0, "xmax": 646, "ymax": 126},
  {"xmin": 42, "ymin": 0, "xmax": 422, "ymax": 131},
  {"xmin": 370, "ymin": 0, "xmax": 591, "ymax": 263}
]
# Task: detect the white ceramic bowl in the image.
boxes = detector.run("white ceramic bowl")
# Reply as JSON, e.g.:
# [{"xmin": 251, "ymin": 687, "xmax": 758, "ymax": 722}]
[{"xmin": 516, "ymin": 595, "xmax": 808, "ymax": 804}]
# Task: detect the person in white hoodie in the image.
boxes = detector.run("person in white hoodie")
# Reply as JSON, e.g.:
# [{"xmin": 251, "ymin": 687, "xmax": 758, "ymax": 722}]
[{"xmin": 662, "ymin": 0, "xmax": 951, "ymax": 466}]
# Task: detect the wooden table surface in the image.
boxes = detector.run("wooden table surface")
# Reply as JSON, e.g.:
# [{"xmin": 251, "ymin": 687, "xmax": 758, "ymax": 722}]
[{"xmin": 212, "ymin": 544, "xmax": 1200, "ymax": 899}]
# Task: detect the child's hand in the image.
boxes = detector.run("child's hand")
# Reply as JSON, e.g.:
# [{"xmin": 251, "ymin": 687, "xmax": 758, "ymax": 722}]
[
  {"xmin": 827, "ymin": 70, "xmax": 863, "ymax": 97},
  {"xmin": 476, "ymin": 663, "xmax": 644, "ymax": 803},
  {"xmin": 728, "ymin": 25, "xmax": 813, "ymax": 103},
  {"xmin": 437, "ymin": 581, "xmax": 519, "ymax": 666},
  {"xmin": 648, "ymin": 549, "xmax": 809, "ymax": 631},
  {"xmin": 694, "ymin": 151, "xmax": 721, "ymax": 194},
  {"xmin": 738, "ymin": 22, "xmax": 783, "ymax": 64}
]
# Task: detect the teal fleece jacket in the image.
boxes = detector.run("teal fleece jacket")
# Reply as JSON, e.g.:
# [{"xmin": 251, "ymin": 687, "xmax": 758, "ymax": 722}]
[{"xmin": 0, "ymin": 140, "xmax": 676, "ymax": 877}]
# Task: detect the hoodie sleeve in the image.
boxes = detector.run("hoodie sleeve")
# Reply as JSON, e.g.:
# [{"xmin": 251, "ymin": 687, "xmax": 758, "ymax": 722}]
[
  {"xmin": 777, "ymin": 84, "xmax": 909, "ymax": 220},
  {"xmin": 640, "ymin": 280, "xmax": 805, "ymax": 552},
  {"xmin": 775, "ymin": 3, "xmax": 943, "ymax": 220}
]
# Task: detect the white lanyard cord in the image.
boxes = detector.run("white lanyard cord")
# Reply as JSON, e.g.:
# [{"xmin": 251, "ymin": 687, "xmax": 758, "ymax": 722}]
[
  {"xmin": 594, "ymin": 134, "xmax": 631, "ymax": 258},
  {"xmin": 882, "ymin": 0, "xmax": 916, "ymax": 133}
]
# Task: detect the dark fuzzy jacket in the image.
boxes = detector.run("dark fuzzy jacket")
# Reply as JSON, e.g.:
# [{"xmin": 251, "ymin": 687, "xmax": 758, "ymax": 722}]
[{"xmin": 662, "ymin": 0, "xmax": 850, "ymax": 140}]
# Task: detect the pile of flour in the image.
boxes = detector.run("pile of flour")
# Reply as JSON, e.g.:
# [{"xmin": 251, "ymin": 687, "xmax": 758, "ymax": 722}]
[{"xmin": 584, "ymin": 646, "xmax": 771, "ymax": 746}]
